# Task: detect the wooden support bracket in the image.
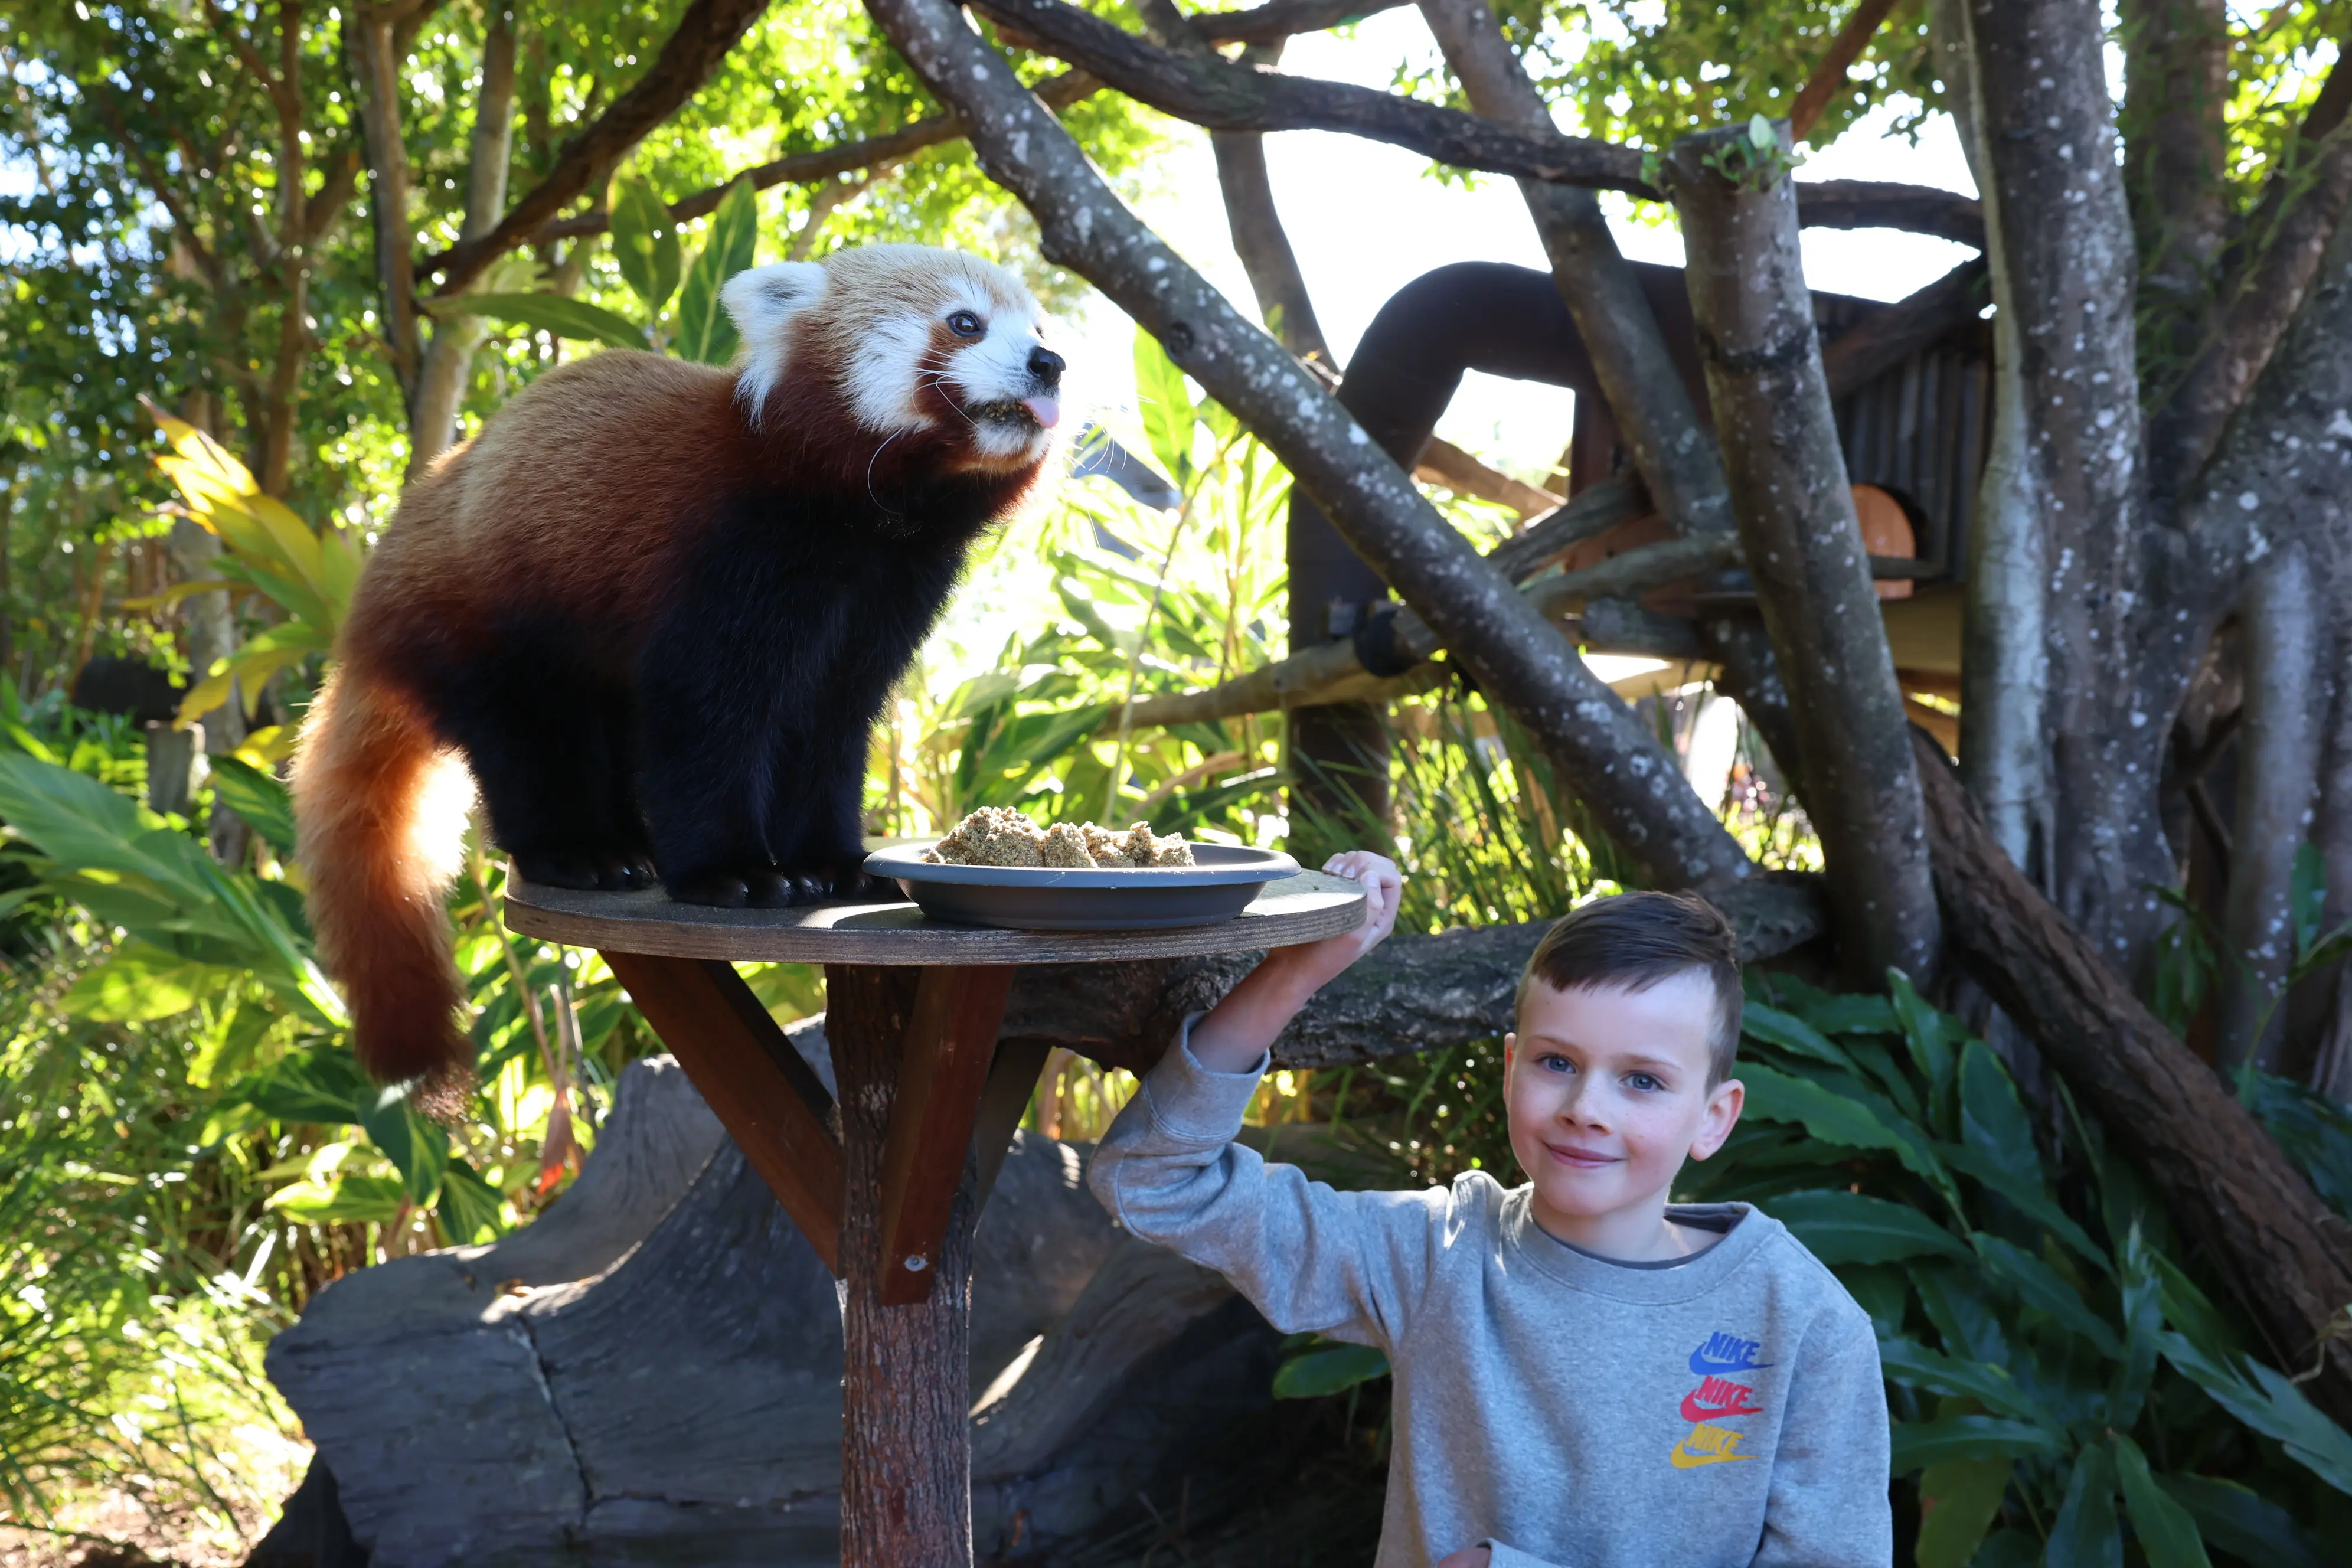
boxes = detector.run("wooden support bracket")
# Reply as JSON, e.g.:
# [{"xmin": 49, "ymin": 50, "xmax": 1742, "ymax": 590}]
[
  {"xmin": 877, "ymin": 964, "xmax": 1015, "ymax": 1305},
  {"xmin": 600, "ymin": 950, "xmax": 845, "ymax": 1273}
]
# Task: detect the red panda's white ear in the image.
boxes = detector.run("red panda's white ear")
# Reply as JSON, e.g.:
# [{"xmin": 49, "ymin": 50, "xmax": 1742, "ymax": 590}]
[{"xmin": 723, "ymin": 262, "xmax": 828, "ymax": 420}]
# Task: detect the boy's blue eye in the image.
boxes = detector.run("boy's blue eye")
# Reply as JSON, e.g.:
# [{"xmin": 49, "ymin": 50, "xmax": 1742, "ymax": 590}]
[
  {"xmin": 1625, "ymin": 1072, "xmax": 1662, "ymax": 1092},
  {"xmin": 1538, "ymin": 1054, "xmax": 1573, "ymax": 1073}
]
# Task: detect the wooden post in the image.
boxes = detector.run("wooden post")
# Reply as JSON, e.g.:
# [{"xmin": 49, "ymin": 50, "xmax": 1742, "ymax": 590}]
[{"xmin": 825, "ymin": 963, "xmax": 1003, "ymax": 1567}]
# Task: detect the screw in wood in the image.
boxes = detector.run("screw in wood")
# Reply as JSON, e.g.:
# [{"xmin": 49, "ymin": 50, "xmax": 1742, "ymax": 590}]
[{"xmin": 903, "ymin": 1255, "xmax": 928, "ymax": 1272}]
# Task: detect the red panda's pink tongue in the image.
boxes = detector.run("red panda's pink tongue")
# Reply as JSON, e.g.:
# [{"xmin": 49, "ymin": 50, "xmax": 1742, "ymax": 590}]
[{"xmin": 1021, "ymin": 395, "xmax": 1062, "ymax": 430}]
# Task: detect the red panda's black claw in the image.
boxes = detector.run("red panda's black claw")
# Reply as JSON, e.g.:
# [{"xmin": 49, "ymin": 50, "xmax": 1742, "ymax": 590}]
[{"xmin": 667, "ymin": 871, "xmax": 751, "ymax": 908}]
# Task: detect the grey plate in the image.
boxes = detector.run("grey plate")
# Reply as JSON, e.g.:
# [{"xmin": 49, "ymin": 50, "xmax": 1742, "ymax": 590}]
[{"xmin": 862, "ymin": 842, "xmax": 1300, "ymax": 930}]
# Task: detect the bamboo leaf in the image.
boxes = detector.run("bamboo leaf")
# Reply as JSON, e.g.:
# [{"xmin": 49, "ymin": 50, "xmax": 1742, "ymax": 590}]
[
  {"xmin": 2156, "ymin": 1474, "xmax": 2328, "ymax": 1568},
  {"xmin": 1740, "ymin": 1002, "xmax": 1854, "ymax": 1069},
  {"xmin": 1272, "ymin": 1341, "xmax": 1389, "ymax": 1399},
  {"xmin": 60, "ymin": 941, "xmax": 220, "ymax": 1021},
  {"xmin": 2155, "ymin": 1329, "xmax": 2352, "ymax": 1495},
  {"xmin": 2047, "ymin": 1440, "xmax": 2122, "ymax": 1568},
  {"xmin": 1915, "ymin": 1452, "xmax": 2012, "ymax": 1568},
  {"xmin": 1976, "ymin": 1233, "xmax": 2121, "ymax": 1357}
]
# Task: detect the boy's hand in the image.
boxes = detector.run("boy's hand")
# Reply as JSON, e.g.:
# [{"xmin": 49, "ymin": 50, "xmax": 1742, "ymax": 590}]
[
  {"xmin": 1184, "ymin": 848, "xmax": 1403, "ymax": 1073},
  {"xmin": 1278, "ymin": 850, "xmax": 1402, "ymax": 991},
  {"xmin": 1436, "ymin": 1549, "xmax": 1492, "ymax": 1568}
]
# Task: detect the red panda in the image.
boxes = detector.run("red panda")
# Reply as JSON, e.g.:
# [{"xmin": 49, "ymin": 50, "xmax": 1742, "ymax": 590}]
[{"xmin": 291, "ymin": 245, "xmax": 1064, "ymax": 1094}]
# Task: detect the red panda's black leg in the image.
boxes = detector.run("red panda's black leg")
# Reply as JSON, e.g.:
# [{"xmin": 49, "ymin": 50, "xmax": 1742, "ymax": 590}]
[{"xmin": 420, "ymin": 632, "xmax": 648, "ymax": 891}]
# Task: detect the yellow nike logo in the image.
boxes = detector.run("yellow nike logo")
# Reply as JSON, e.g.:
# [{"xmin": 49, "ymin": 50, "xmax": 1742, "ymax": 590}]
[{"xmin": 1670, "ymin": 1422, "xmax": 1753, "ymax": 1468}]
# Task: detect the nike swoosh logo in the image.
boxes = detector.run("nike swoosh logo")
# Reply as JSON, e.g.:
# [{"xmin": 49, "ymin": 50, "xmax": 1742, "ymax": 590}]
[
  {"xmin": 1670, "ymin": 1420, "xmax": 1753, "ymax": 1468},
  {"xmin": 1670, "ymin": 1441, "xmax": 1752, "ymax": 1469},
  {"xmin": 1688, "ymin": 1346, "xmax": 1773, "ymax": 1376},
  {"xmin": 1680, "ymin": 1389, "xmax": 1763, "ymax": 1422}
]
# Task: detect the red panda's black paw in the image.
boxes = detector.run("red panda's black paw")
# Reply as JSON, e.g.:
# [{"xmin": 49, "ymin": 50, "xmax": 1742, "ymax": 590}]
[
  {"xmin": 667, "ymin": 868, "xmax": 792, "ymax": 908},
  {"xmin": 514, "ymin": 850, "xmax": 602, "ymax": 891}
]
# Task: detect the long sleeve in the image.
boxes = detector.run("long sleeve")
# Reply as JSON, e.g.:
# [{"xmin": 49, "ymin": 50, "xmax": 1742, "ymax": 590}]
[
  {"xmin": 1747, "ymin": 1306, "xmax": 1893, "ymax": 1568},
  {"xmin": 1482, "ymin": 1542, "xmax": 1566, "ymax": 1567},
  {"xmin": 1087, "ymin": 1018, "xmax": 1449, "ymax": 1350}
]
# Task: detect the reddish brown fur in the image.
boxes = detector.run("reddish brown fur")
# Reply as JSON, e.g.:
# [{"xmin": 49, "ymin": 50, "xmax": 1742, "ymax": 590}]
[{"xmin": 298, "ymin": 260, "xmax": 1054, "ymax": 1089}]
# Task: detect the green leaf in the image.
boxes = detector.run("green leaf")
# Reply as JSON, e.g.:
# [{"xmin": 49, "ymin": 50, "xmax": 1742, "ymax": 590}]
[
  {"xmin": 1740, "ymin": 1002, "xmax": 1854, "ymax": 1070},
  {"xmin": 357, "ymin": 1083, "xmax": 449, "ymax": 1208},
  {"xmin": 610, "ymin": 174, "xmax": 682, "ymax": 315},
  {"xmin": 1889, "ymin": 1413, "xmax": 2060, "ymax": 1475},
  {"xmin": 437, "ymin": 1158, "xmax": 510, "ymax": 1246},
  {"xmin": 2291, "ymin": 842, "xmax": 2328, "ymax": 960},
  {"xmin": 1769, "ymin": 1189, "xmax": 1968, "ymax": 1265},
  {"xmin": 1749, "ymin": 112, "xmax": 1774, "ymax": 148},
  {"xmin": 1133, "ymin": 325, "xmax": 1198, "ymax": 486},
  {"xmin": 1877, "ymin": 1337, "xmax": 2053, "ymax": 1427},
  {"xmin": 1887, "ymin": 968, "xmax": 1956, "ymax": 1126},
  {"xmin": 237, "ymin": 1048, "xmax": 368, "ymax": 1126},
  {"xmin": 60, "ymin": 940, "xmax": 218, "ymax": 1020},
  {"xmin": 1272, "ymin": 1341, "xmax": 1390, "ymax": 1399},
  {"xmin": 2047, "ymin": 1440, "xmax": 2122, "ymax": 1568},
  {"xmin": 206, "ymin": 754, "xmax": 296, "ymax": 857},
  {"xmin": 1736, "ymin": 1062, "xmax": 1947, "ymax": 1190},
  {"xmin": 1936, "ymin": 1141, "xmax": 2108, "ymax": 1273},
  {"xmin": 1976, "ymin": 1234, "xmax": 2121, "ymax": 1357},
  {"xmin": 2155, "ymin": 1329, "xmax": 2352, "ymax": 1495},
  {"xmin": 425, "ymin": 293, "xmax": 649, "ymax": 351},
  {"xmin": 266, "ymin": 1172, "xmax": 406, "ymax": 1226},
  {"xmin": 2112, "ymin": 1434, "xmax": 2210, "ymax": 1568},
  {"xmin": 2155, "ymin": 1474, "xmax": 2327, "ymax": 1568},
  {"xmin": 1956, "ymin": 1037, "xmax": 2040, "ymax": 1187},
  {"xmin": 1915, "ymin": 1453, "xmax": 2012, "ymax": 1568},
  {"xmin": 672, "ymin": 178, "xmax": 759, "ymax": 364}
]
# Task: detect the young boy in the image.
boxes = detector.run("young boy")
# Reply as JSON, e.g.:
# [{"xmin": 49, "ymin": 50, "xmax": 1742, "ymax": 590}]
[{"xmin": 1089, "ymin": 853, "xmax": 1891, "ymax": 1568}]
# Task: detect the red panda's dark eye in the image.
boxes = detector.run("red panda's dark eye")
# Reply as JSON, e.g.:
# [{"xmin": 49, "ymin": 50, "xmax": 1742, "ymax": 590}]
[{"xmin": 946, "ymin": 310, "xmax": 984, "ymax": 338}]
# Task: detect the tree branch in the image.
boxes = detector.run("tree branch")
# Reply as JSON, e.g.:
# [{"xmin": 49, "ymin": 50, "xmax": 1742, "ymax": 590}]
[
  {"xmin": 1664, "ymin": 122, "xmax": 1941, "ymax": 985},
  {"xmin": 499, "ymin": 72, "xmax": 1103, "ymax": 251},
  {"xmin": 2150, "ymin": 34, "xmax": 2352, "ymax": 508},
  {"xmin": 1189, "ymin": 0, "xmax": 1414, "ymax": 48},
  {"xmin": 1789, "ymin": 0, "xmax": 1903, "ymax": 142},
  {"xmin": 864, "ymin": 0, "xmax": 1760, "ymax": 892},
  {"xmin": 424, "ymin": 0, "xmax": 775, "ymax": 296}
]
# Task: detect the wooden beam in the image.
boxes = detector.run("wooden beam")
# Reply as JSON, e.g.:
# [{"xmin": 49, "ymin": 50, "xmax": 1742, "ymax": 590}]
[
  {"xmin": 600, "ymin": 950, "xmax": 845, "ymax": 1273},
  {"xmin": 877, "ymin": 965, "xmax": 1016, "ymax": 1304}
]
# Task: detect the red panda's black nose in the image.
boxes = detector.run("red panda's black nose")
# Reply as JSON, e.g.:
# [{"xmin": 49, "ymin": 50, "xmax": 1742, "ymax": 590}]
[{"xmin": 1028, "ymin": 347, "xmax": 1066, "ymax": 388}]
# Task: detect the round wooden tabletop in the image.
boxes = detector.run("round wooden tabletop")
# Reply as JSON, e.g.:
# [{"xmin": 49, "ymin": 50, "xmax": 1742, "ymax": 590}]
[{"xmin": 501, "ymin": 869, "xmax": 1367, "ymax": 965}]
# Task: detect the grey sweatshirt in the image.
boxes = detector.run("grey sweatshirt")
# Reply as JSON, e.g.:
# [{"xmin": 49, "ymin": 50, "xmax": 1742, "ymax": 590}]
[{"xmin": 1089, "ymin": 1028, "xmax": 1893, "ymax": 1568}]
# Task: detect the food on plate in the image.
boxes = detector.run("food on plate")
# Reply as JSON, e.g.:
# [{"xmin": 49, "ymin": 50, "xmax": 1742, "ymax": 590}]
[{"xmin": 925, "ymin": 807, "xmax": 1195, "ymax": 868}]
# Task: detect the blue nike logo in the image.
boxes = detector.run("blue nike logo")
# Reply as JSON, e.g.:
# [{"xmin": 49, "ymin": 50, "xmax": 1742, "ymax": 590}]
[{"xmin": 1688, "ymin": 1332, "xmax": 1772, "ymax": 1376}]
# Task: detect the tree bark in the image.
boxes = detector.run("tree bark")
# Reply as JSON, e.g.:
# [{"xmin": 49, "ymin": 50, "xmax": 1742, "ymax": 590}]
[
  {"xmin": 2150, "ymin": 49, "xmax": 2352, "ymax": 509},
  {"xmin": 1663, "ymin": 123, "xmax": 1940, "ymax": 986},
  {"xmin": 1970, "ymin": 0, "xmax": 2165, "ymax": 976},
  {"xmin": 2217, "ymin": 545, "xmax": 2325, "ymax": 1070},
  {"xmin": 1913, "ymin": 729, "xmax": 2352, "ymax": 1422},
  {"xmin": 348, "ymin": 5, "xmax": 422, "ymax": 399},
  {"xmin": 826, "ymin": 966, "xmax": 978, "ymax": 1568},
  {"xmin": 1789, "ymin": 0, "xmax": 1903, "ymax": 143},
  {"xmin": 408, "ymin": 9, "xmax": 518, "ymax": 474},
  {"xmin": 1949, "ymin": 0, "xmax": 2049, "ymax": 873},
  {"xmin": 2119, "ymin": 0, "xmax": 2232, "ymax": 381},
  {"xmin": 862, "ymin": 0, "xmax": 1758, "ymax": 894}
]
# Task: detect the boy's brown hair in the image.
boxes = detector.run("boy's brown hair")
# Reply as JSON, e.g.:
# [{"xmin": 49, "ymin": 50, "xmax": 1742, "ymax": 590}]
[{"xmin": 1516, "ymin": 891, "xmax": 1743, "ymax": 1084}]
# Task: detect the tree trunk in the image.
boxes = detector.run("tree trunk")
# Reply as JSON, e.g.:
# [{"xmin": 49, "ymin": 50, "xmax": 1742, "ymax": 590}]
[
  {"xmin": 408, "ymin": 9, "xmax": 518, "ymax": 473},
  {"xmin": 2119, "ymin": 0, "xmax": 2232, "ymax": 383},
  {"xmin": 349, "ymin": 8, "xmax": 421, "ymax": 403},
  {"xmin": 1914, "ymin": 729, "xmax": 2352, "ymax": 1422},
  {"xmin": 862, "ymin": 0, "xmax": 1756, "ymax": 896},
  {"xmin": 2217, "ymin": 545, "xmax": 2325, "ymax": 1070},
  {"xmin": 1663, "ymin": 124, "xmax": 1941, "ymax": 986},
  {"xmin": 826, "ymin": 966, "xmax": 978, "ymax": 1568},
  {"xmin": 1969, "ymin": 0, "xmax": 2167, "ymax": 977}
]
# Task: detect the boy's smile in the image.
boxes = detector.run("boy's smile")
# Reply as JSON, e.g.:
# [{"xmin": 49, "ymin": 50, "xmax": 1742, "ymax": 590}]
[{"xmin": 1504, "ymin": 971, "xmax": 1745, "ymax": 1262}]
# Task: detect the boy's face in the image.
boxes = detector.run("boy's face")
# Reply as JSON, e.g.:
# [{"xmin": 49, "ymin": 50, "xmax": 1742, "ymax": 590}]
[{"xmin": 1503, "ymin": 973, "xmax": 1744, "ymax": 1240}]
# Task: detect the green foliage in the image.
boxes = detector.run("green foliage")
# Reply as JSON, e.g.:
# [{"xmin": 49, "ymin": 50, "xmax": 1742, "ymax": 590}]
[
  {"xmin": 674, "ymin": 179, "xmax": 762, "ymax": 364},
  {"xmin": 610, "ymin": 174, "xmax": 684, "ymax": 319},
  {"xmin": 424, "ymin": 293, "xmax": 654, "ymax": 352}
]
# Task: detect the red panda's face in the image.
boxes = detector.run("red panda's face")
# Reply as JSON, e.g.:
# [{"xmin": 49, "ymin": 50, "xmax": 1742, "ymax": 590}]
[{"xmin": 723, "ymin": 248, "xmax": 1063, "ymax": 477}]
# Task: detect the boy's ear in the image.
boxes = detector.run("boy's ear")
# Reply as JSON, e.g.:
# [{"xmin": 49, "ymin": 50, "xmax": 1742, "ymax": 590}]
[
  {"xmin": 1502, "ymin": 1031, "xmax": 1515, "ymax": 1073},
  {"xmin": 1688, "ymin": 1077, "xmax": 1744, "ymax": 1162}
]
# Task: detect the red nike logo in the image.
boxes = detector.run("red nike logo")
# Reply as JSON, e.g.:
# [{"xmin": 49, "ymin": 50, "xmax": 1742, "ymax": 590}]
[{"xmin": 1680, "ymin": 1375, "xmax": 1763, "ymax": 1422}]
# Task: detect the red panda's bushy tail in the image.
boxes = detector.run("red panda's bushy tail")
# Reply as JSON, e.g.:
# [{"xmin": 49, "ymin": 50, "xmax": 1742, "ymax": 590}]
[{"xmin": 291, "ymin": 663, "xmax": 478, "ymax": 1099}]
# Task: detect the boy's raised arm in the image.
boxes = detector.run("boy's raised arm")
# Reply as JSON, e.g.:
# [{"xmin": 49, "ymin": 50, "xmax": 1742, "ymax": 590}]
[{"xmin": 1088, "ymin": 853, "xmax": 1432, "ymax": 1346}]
